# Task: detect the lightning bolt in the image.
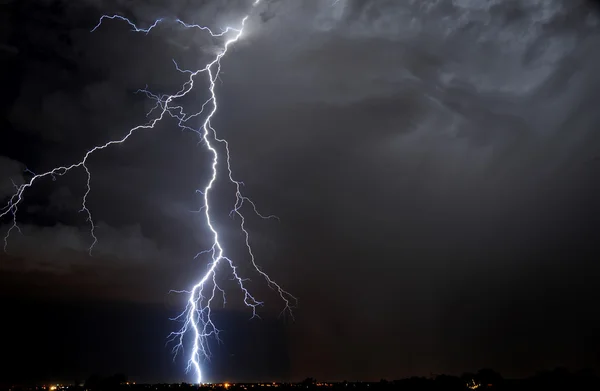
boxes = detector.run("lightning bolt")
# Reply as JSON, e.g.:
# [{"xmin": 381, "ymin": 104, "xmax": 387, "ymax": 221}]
[{"xmin": 1, "ymin": 0, "xmax": 296, "ymax": 383}]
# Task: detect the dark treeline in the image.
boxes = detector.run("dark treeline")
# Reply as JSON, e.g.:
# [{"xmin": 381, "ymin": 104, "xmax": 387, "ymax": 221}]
[{"xmin": 3, "ymin": 367, "xmax": 599, "ymax": 391}]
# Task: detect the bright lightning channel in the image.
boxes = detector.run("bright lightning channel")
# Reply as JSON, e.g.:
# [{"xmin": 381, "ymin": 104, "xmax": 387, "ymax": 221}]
[{"xmin": 0, "ymin": 0, "xmax": 296, "ymax": 384}]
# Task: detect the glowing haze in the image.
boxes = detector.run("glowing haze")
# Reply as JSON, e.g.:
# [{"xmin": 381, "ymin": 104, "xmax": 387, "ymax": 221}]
[{"xmin": 0, "ymin": 0, "xmax": 296, "ymax": 384}]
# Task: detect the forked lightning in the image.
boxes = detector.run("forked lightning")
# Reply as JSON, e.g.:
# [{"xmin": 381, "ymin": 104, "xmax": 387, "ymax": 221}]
[{"xmin": 0, "ymin": 0, "xmax": 296, "ymax": 383}]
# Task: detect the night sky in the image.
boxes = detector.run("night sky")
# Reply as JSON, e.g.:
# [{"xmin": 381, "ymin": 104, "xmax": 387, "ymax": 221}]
[{"xmin": 1, "ymin": 0, "xmax": 600, "ymax": 385}]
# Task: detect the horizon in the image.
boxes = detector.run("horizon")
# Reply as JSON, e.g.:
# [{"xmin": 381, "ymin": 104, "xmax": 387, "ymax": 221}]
[{"xmin": 6, "ymin": 369, "xmax": 600, "ymax": 389}]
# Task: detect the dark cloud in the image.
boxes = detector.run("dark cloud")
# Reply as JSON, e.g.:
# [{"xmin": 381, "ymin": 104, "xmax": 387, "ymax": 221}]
[
  {"xmin": 0, "ymin": 156, "xmax": 24, "ymax": 198},
  {"xmin": 0, "ymin": 221, "xmax": 167, "ymax": 273},
  {"xmin": 1, "ymin": 0, "xmax": 600, "ymax": 383}
]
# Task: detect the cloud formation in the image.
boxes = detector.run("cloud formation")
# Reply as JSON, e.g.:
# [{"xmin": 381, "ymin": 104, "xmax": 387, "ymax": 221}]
[
  {"xmin": 0, "ymin": 221, "xmax": 168, "ymax": 273},
  {"xmin": 0, "ymin": 156, "xmax": 24, "ymax": 199},
  {"xmin": 1, "ymin": 0, "xmax": 600, "ymax": 379}
]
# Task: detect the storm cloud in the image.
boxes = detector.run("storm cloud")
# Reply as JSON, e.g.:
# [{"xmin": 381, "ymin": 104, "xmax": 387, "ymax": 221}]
[{"xmin": 1, "ymin": 0, "xmax": 599, "ymax": 382}]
